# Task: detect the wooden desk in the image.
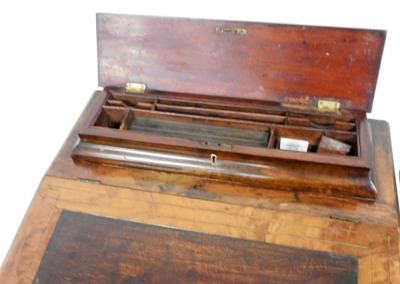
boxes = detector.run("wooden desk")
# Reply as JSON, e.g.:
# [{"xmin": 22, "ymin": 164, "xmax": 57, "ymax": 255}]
[{"xmin": 0, "ymin": 93, "xmax": 398, "ymax": 283}]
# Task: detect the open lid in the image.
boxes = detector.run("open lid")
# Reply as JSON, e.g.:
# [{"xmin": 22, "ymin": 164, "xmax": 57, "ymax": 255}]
[{"xmin": 97, "ymin": 13, "xmax": 386, "ymax": 112}]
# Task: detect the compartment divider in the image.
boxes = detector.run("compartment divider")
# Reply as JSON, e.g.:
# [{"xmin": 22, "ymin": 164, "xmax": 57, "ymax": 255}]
[
  {"xmin": 151, "ymin": 99, "xmax": 157, "ymax": 111},
  {"xmin": 155, "ymin": 104, "xmax": 286, "ymax": 124},
  {"xmin": 119, "ymin": 110, "xmax": 133, "ymax": 130},
  {"xmin": 157, "ymin": 97, "xmax": 286, "ymax": 115},
  {"xmin": 97, "ymin": 91, "xmax": 361, "ymax": 156}
]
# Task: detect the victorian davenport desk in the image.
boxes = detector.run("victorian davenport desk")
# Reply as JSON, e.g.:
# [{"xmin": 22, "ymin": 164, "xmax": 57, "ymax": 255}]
[
  {"xmin": 1, "ymin": 14, "xmax": 399, "ymax": 283},
  {"xmin": 0, "ymin": 109, "xmax": 398, "ymax": 283}
]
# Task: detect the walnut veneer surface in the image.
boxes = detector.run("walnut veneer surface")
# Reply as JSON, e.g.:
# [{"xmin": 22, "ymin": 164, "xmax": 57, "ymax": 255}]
[{"xmin": 0, "ymin": 92, "xmax": 398, "ymax": 283}]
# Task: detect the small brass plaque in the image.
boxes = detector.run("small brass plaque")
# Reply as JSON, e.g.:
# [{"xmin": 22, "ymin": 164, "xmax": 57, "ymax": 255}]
[{"xmin": 216, "ymin": 27, "xmax": 247, "ymax": 35}]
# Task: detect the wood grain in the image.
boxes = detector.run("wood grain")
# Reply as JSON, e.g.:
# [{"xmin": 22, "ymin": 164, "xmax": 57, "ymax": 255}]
[
  {"xmin": 34, "ymin": 175, "xmax": 397, "ymax": 282},
  {"xmin": 34, "ymin": 210, "xmax": 358, "ymax": 283},
  {"xmin": 97, "ymin": 14, "xmax": 385, "ymax": 112},
  {"xmin": 89, "ymin": 14, "xmax": 386, "ymax": 199},
  {"xmin": 74, "ymin": 90, "xmax": 377, "ymax": 199},
  {"xmin": 48, "ymin": 95, "xmax": 398, "ymax": 228},
  {"xmin": 0, "ymin": 14, "xmax": 397, "ymax": 284},
  {"xmin": 1, "ymin": 162, "xmax": 398, "ymax": 283},
  {"xmin": 0, "ymin": 195, "xmax": 62, "ymax": 284}
]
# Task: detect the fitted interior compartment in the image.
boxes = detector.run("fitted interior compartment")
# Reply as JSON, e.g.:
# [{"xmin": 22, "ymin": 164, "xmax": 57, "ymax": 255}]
[
  {"xmin": 92, "ymin": 91, "xmax": 360, "ymax": 156},
  {"xmin": 110, "ymin": 91, "xmax": 286, "ymax": 124},
  {"xmin": 76, "ymin": 15, "xmax": 383, "ymax": 199},
  {"xmin": 268, "ymin": 127, "xmax": 324, "ymax": 152},
  {"xmin": 95, "ymin": 105, "xmax": 271, "ymax": 147},
  {"xmin": 268, "ymin": 126, "xmax": 358, "ymax": 156},
  {"xmin": 287, "ymin": 111, "xmax": 356, "ymax": 122},
  {"xmin": 286, "ymin": 117, "xmax": 356, "ymax": 131},
  {"xmin": 323, "ymin": 131, "xmax": 359, "ymax": 156},
  {"xmin": 155, "ymin": 104, "xmax": 285, "ymax": 124},
  {"xmin": 129, "ymin": 114, "xmax": 270, "ymax": 147}
]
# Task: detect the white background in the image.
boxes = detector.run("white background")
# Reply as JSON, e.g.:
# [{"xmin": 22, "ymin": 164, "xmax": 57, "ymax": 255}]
[{"xmin": 1, "ymin": 0, "xmax": 399, "ymax": 269}]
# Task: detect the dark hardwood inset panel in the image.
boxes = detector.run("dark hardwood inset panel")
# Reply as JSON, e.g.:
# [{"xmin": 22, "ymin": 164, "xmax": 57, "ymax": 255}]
[{"xmin": 35, "ymin": 210, "xmax": 357, "ymax": 283}]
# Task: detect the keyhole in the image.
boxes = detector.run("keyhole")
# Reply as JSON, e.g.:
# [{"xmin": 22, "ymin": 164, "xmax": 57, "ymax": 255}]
[{"xmin": 210, "ymin": 154, "xmax": 217, "ymax": 165}]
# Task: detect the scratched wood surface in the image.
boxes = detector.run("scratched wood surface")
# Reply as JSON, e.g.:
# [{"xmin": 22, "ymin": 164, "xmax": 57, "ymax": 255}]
[
  {"xmin": 0, "ymin": 105, "xmax": 398, "ymax": 282},
  {"xmin": 34, "ymin": 210, "xmax": 358, "ymax": 283},
  {"xmin": 90, "ymin": 14, "xmax": 386, "ymax": 200},
  {"xmin": 73, "ymin": 90, "xmax": 377, "ymax": 199},
  {"xmin": 97, "ymin": 14, "xmax": 386, "ymax": 112},
  {"xmin": 0, "ymin": 173, "xmax": 398, "ymax": 283},
  {"xmin": 51, "ymin": 92, "xmax": 399, "ymax": 228}
]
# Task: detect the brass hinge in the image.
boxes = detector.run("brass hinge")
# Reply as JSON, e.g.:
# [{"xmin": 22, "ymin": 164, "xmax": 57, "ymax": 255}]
[
  {"xmin": 126, "ymin": 82, "xmax": 146, "ymax": 93},
  {"xmin": 318, "ymin": 100, "xmax": 340, "ymax": 112}
]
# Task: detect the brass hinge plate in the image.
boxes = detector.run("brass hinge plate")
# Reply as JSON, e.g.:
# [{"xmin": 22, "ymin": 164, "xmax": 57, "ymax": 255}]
[
  {"xmin": 126, "ymin": 83, "xmax": 146, "ymax": 93},
  {"xmin": 318, "ymin": 100, "xmax": 340, "ymax": 111}
]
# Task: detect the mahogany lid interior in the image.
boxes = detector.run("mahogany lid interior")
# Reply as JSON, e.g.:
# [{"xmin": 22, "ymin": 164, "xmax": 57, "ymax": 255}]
[{"xmin": 97, "ymin": 13, "xmax": 386, "ymax": 112}]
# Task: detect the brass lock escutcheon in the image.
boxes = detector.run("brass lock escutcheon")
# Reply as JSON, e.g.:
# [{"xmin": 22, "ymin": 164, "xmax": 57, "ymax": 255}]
[{"xmin": 210, "ymin": 154, "xmax": 217, "ymax": 165}]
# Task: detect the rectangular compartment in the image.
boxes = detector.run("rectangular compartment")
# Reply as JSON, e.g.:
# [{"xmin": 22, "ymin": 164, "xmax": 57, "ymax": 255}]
[
  {"xmin": 286, "ymin": 118, "xmax": 356, "ymax": 132},
  {"xmin": 268, "ymin": 126, "xmax": 324, "ymax": 153},
  {"xmin": 127, "ymin": 110, "xmax": 271, "ymax": 148}
]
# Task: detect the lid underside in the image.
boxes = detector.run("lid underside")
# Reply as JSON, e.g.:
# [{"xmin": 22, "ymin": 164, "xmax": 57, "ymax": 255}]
[{"xmin": 97, "ymin": 13, "xmax": 386, "ymax": 112}]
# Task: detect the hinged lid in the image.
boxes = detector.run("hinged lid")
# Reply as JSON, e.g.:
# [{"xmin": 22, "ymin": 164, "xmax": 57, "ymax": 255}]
[{"xmin": 97, "ymin": 13, "xmax": 386, "ymax": 112}]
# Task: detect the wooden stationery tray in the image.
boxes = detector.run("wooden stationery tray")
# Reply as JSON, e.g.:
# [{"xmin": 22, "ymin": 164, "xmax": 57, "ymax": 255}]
[
  {"xmin": 72, "ymin": 13, "xmax": 386, "ymax": 200},
  {"xmin": 73, "ymin": 87, "xmax": 375, "ymax": 199}
]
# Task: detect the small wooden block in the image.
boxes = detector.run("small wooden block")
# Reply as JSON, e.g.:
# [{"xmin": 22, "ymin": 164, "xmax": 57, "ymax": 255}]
[{"xmin": 317, "ymin": 135, "xmax": 352, "ymax": 155}]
